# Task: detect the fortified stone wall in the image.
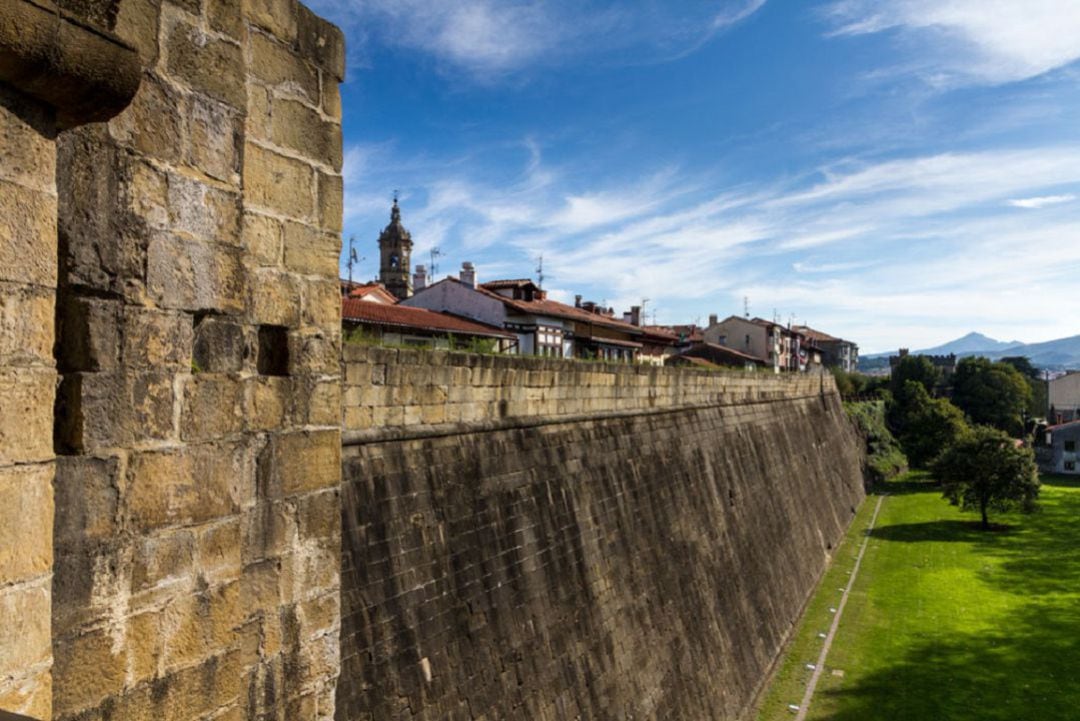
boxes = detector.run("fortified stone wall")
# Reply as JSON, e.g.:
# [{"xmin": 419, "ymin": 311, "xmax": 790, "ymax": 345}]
[
  {"xmin": 338, "ymin": 345, "xmax": 866, "ymax": 720},
  {"xmin": 0, "ymin": 1, "xmax": 346, "ymax": 718}
]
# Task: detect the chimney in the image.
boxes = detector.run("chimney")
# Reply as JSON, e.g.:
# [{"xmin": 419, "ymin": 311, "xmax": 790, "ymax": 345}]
[
  {"xmin": 460, "ymin": 261, "xmax": 476, "ymax": 288},
  {"xmin": 413, "ymin": 264, "xmax": 427, "ymax": 292},
  {"xmin": 708, "ymin": 313, "xmax": 718, "ymax": 327},
  {"xmin": 575, "ymin": 294, "xmax": 583, "ymax": 308},
  {"xmin": 628, "ymin": 305, "xmax": 642, "ymax": 326}
]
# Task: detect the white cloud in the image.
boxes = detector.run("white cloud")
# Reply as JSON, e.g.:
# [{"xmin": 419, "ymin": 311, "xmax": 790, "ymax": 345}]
[
  {"xmin": 306, "ymin": 0, "xmax": 768, "ymax": 78},
  {"xmin": 341, "ymin": 138, "xmax": 1080, "ymax": 350},
  {"xmin": 1008, "ymin": 194, "xmax": 1076, "ymax": 209},
  {"xmin": 825, "ymin": 0, "xmax": 1080, "ymax": 85}
]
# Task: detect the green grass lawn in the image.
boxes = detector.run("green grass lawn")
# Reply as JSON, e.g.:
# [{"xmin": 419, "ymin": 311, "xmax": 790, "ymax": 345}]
[{"xmin": 757, "ymin": 472, "xmax": 1080, "ymax": 721}]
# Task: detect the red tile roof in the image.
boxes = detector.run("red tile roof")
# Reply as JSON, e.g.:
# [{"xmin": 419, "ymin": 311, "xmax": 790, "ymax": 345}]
[
  {"xmin": 792, "ymin": 325, "xmax": 841, "ymax": 343},
  {"xmin": 347, "ymin": 283, "xmax": 398, "ymax": 304},
  {"xmin": 478, "ymin": 281, "xmax": 644, "ymax": 335},
  {"xmin": 342, "ymin": 298, "xmax": 514, "ymax": 338}
]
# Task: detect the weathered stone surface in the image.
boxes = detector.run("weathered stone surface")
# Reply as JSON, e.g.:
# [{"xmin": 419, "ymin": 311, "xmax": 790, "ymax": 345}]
[
  {"xmin": 0, "ymin": 463, "xmax": 53, "ymax": 583},
  {"xmin": 298, "ymin": 3, "xmax": 347, "ymax": 81},
  {"xmin": 0, "ymin": 179, "xmax": 56, "ymax": 288},
  {"xmin": 284, "ymin": 220, "xmax": 339, "ymax": 276},
  {"xmin": 166, "ymin": 21, "xmax": 245, "ymax": 109},
  {"xmin": 193, "ymin": 315, "xmax": 249, "ymax": 373},
  {"xmin": 188, "ymin": 95, "xmax": 242, "ymax": 182},
  {"xmin": 317, "ymin": 171, "xmax": 343, "ymax": 233},
  {"xmin": 243, "ymin": 211, "xmax": 283, "ymax": 267},
  {"xmin": 0, "ymin": 368, "xmax": 54, "ymax": 465},
  {"xmin": 243, "ymin": 142, "xmax": 315, "ymax": 220},
  {"xmin": 258, "ymin": 429, "xmax": 340, "ymax": 499},
  {"xmin": 180, "ymin": 373, "xmax": 246, "ymax": 441},
  {"xmin": 245, "ymin": 0, "xmax": 298, "ymax": 42},
  {"xmin": 126, "ymin": 443, "xmax": 249, "ymax": 531},
  {"xmin": 54, "ymin": 455, "xmax": 121, "ymax": 544},
  {"xmin": 0, "ymin": 283, "xmax": 53, "ymax": 365},
  {"xmin": 270, "ymin": 98, "xmax": 342, "ymax": 169},
  {"xmin": 249, "ymin": 31, "xmax": 320, "ymax": 102},
  {"xmin": 147, "ymin": 232, "xmax": 245, "ymax": 312},
  {"xmin": 168, "ymin": 174, "xmax": 242, "ymax": 244},
  {"xmin": 52, "ymin": 626, "xmax": 127, "ymax": 715},
  {"xmin": 338, "ymin": 352, "xmax": 866, "ymax": 721},
  {"xmin": 110, "ymin": 73, "xmax": 184, "ymax": 163},
  {"xmin": 0, "ymin": 580, "xmax": 51, "ymax": 684},
  {"xmin": 57, "ymin": 370, "xmax": 175, "ymax": 451}
]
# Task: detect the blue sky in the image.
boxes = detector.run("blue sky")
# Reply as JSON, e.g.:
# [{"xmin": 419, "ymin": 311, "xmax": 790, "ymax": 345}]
[{"xmin": 308, "ymin": 0, "xmax": 1080, "ymax": 353}]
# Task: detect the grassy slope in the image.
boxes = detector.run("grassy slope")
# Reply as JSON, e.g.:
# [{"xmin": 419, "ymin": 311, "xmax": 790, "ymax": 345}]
[{"xmin": 757, "ymin": 473, "xmax": 1080, "ymax": 721}]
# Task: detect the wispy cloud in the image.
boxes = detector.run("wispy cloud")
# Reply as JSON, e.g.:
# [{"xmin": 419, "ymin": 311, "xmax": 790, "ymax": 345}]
[
  {"xmin": 342, "ymin": 140, "xmax": 1080, "ymax": 350},
  {"xmin": 824, "ymin": 0, "xmax": 1080, "ymax": 86},
  {"xmin": 306, "ymin": 0, "xmax": 768, "ymax": 78},
  {"xmin": 1008, "ymin": 194, "xmax": 1076, "ymax": 209}
]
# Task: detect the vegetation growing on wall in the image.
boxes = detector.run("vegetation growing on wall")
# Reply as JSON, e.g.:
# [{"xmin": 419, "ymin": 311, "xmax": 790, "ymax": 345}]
[{"xmin": 845, "ymin": 400, "xmax": 908, "ymax": 484}]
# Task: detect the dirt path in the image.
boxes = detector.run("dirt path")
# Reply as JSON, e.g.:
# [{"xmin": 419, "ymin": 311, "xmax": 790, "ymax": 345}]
[{"xmin": 794, "ymin": 494, "xmax": 886, "ymax": 721}]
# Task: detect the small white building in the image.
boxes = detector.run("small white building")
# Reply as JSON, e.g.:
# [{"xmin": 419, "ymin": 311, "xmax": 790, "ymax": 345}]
[{"xmin": 1049, "ymin": 371, "xmax": 1080, "ymax": 424}]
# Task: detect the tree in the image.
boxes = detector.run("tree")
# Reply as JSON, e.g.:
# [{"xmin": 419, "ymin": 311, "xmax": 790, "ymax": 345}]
[
  {"xmin": 892, "ymin": 381, "xmax": 970, "ymax": 468},
  {"xmin": 1000, "ymin": 356, "xmax": 1048, "ymax": 421},
  {"xmin": 951, "ymin": 357, "xmax": 1031, "ymax": 435},
  {"xmin": 889, "ymin": 355, "xmax": 941, "ymax": 398},
  {"xmin": 933, "ymin": 425, "xmax": 1039, "ymax": 529}
]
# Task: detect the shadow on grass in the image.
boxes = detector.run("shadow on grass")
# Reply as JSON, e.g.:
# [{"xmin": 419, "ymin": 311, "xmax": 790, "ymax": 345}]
[
  {"xmin": 818, "ymin": 474, "xmax": 1080, "ymax": 720},
  {"xmin": 867, "ymin": 520, "xmax": 1013, "ymax": 543},
  {"xmin": 819, "ymin": 604, "xmax": 1080, "ymax": 721},
  {"xmin": 872, "ymin": 474, "xmax": 938, "ymax": 497}
]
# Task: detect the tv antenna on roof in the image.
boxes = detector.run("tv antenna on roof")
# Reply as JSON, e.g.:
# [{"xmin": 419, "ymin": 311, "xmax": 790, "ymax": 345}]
[
  {"xmin": 346, "ymin": 235, "xmax": 363, "ymax": 287},
  {"xmin": 535, "ymin": 254, "xmax": 545, "ymax": 289},
  {"xmin": 430, "ymin": 246, "xmax": 443, "ymax": 278},
  {"xmin": 744, "ymin": 296, "xmax": 750, "ymax": 318}
]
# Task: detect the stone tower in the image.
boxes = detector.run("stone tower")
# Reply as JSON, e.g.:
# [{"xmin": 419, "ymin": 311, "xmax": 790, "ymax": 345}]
[{"xmin": 379, "ymin": 197, "xmax": 413, "ymax": 300}]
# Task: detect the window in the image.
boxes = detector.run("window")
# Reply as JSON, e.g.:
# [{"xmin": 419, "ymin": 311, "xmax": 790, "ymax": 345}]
[
  {"xmin": 257, "ymin": 325, "xmax": 289, "ymax": 376},
  {"xmin": 1066, "ymin": 440, "xmax": 1077, "ymax": 453},
  {"xmin": 1066, "ymin": 461, "xmax": 1076, "ymax": 471}
]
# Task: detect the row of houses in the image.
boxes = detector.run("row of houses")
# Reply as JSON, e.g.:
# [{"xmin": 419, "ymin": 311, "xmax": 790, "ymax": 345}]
[{"xmin": 341, "ymin": 200, "xmax": 859, "ymax": 373}]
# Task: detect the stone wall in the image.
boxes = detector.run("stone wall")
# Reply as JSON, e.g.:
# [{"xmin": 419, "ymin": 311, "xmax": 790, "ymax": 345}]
[
  {"xmin": 338, "ymin": 345, "xmax": 866, "ymax": 720},
  {"xmin": 0, "ymin": 1, "xmax": 346, "ymax": 718},
  {"xmin": 0, "ymin": 86, "xmax": 59, "ymax": 721}
]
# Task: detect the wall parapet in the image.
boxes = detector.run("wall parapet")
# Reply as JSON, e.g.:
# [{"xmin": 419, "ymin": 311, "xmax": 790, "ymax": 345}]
[{"xmin": 341, "ymin": 342, "xmax": 833, "ymax": 433}]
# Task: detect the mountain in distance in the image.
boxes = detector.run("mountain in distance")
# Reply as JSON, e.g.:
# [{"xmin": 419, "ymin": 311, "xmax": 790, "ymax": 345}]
[
  {"xmin": 861, "ymin": 332, "xmax": 1080, "ymax": 370},
  {"xmin": 913, "ymin": 332, "xmax": 1024, "ymax": 357}
]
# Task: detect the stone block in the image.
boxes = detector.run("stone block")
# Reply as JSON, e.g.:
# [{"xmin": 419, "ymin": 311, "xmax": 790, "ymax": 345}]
[
  {"xmin": 289, "ymin": 328, "xmax": 339, "ymax": 375},
  {"xmin": 189, "ymin": 95, "xmax": 243, "ymax": 182},
  {"xmin": 270, "ymin": 98, "xmax": 342, "ymax": 169},
  {"xmin": 168, "ymin": 174, "xmax": 242, "ymax": 245},
  {"xmin": 243, "ymin": 142, "xmax": 316, "ymax": 220},
  {"xmin": 0, "ymin": 463, "xmax": 53, "ymax": 584},
  {"xmin": 294, "ymin": 377, "xmax": 341, "ymax": 426},
  {"xmin": 0, "ymin": 179, "xmax": 55, "ymax": 288},
  {"xmin": 249, "ymin": 31, "xmax": 320, "ymax": 102},
  {"xmin": 246, "ymin": 84, "xmax": 273, "ymax": 143},
  {"xmin": 162, "ymin": 581, "xmax": 243, "ymax": 671},
  {"xmin": 193, "ymin": 316, "xmax": 250, "ymax": 373},
  {"xmin": 0, "ymin": 669, "xmax": 51, "ymax": 720},
  {"xmin": 249, "ymin": 268, "xmax": 302, "ymax": 327},
  {"xmin": 0, "ymin": 98, "xmax": 56, "ymax": 193},
  {"xmin": 181, "ymin": 374, "xmax": 246, "ymax": 441},
  {"xmin": 57, "ymin": 369, "xmax": 175, "ymax": 452},
  {"xmin": 114, "ymin": 0, "xmax": 163, "ymax": 65},
  {"xmin": 243, "ymin": 212, "xmax": 283, "ymax": 267},
  {"xmin": 284, "ymin": 221, "xmax": 339, "ymax": 276},
  {"xmin": 110, "ymin": 74, "xmax": 184, "ymax": 164},
  {"xmin": 126, "ymin": 443, "xmax": 247, "ymax": 531},
  {"xmin": 52, "ymin": 625, "xmax": 126, "ymax": 716},
  {"xmin": 248, "ymin": 376, "xmax": 289, "ymax": 431},
  {"xmin": 131, "ymin": 528, "xmax": 196, "ymax": 593},
  {"xmin": 166, "ymin": 21, "xmax": 246, "ymax": 109},
  {"xmin": 198, "ymin": 518, "xmax": 243, "ymax": 583},
  {"xmin": 207, "ymin": 0, "xmax": 243, "ymax": 40},
  {"xmin": 122, "ymin": 307, "xmax": 196, "ymax": 370},
  {"xmin": 0, "ymin": 284, "xmax": 53, "ymax": 366},
  {"xmin": 242, "ymin": 500, "xmax": 295, "ymax": 564},
  {"xmin": 147, "ymin": 232, "xmax": 245, "ymax": 313},
  {"xmin": 129, "ymin": 159, "xmax": 170, "ymax": 229},
  {"xmin": 301, "ymin": 277, "xmax": 342, "ymax": 328},
  {"xmin": 245, "ymin": 0, "xmax": 299, "ymax": 42},
  {"xmin": 322, "ymin": 79, "xmax": 342, "ymax": 121},
  {"xmin": 296, "ymin": 488, "xmax": 340, "ymax": 545},
  {"xmin": 298, "ymin": 4, "xmax": 347, "ymax": 81},
  {"xmin": 54, "ymin": 455, "xmax": 121, "ymax": 544},
  {"xmin": 0, "ymin": 368, "xmax": 54, "ymax": 464},
  {"xmin": 258, "ymin": 429, "xmax": 340, "ymax": 499},
  {"xmin": 317, "ymin": 172, "xmax": 343, "ymax": 232}
]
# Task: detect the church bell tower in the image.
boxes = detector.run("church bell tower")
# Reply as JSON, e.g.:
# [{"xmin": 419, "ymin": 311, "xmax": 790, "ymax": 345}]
[{"xmin": 378, "ymin": 196, "xmax": 413, "ymax": 300}]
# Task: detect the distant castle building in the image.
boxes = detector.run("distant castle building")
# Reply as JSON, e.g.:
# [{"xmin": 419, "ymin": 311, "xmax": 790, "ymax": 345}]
[{"xmin": 378, "ymin": 196, "xmax": 413, "ymax": 300}]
